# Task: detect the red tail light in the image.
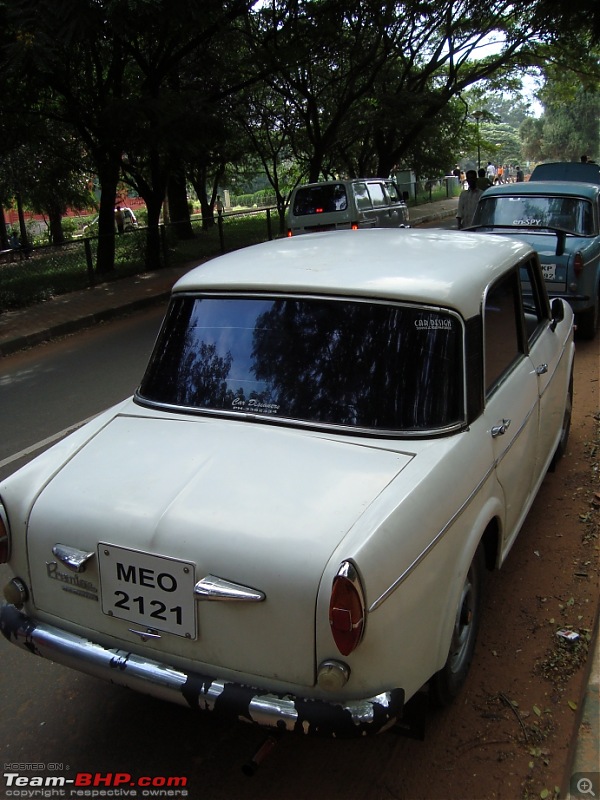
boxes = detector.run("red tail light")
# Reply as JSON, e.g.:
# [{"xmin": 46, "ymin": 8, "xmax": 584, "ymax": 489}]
[
  {"xmin": 0, "ymin": 505, "xmax": 9, "ymax": 563},
  {"xmin": 286, "ymin": 229, "xmax": 293, "ymax": 237},
  {"xmin": 329, "ymin": 561, "xmax": 365, "ymax": 656},
  {"xmin": 351, "ymin": 222, "xmax": 359, "ymax": 230},
  {"xmin": 574, "ymin": 252, "xmax": 584, "ymax": 277}
]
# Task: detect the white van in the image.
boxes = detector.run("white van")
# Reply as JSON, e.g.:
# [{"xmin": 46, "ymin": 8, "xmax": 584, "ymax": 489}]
[{"xmin": 287, "ymin": 179, "xmax": 410, "ymax": 236}]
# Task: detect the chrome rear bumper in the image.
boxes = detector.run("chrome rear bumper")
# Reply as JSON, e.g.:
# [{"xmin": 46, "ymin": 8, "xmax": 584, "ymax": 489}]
[{"xmin": 0, "ymin": 603, "xmax": 404, "ymax": 737}]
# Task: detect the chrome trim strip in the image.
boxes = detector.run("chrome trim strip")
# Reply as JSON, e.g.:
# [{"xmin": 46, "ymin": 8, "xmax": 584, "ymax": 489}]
[
  {"xmin": 52, "ymin": 544, "xmax": 95, "ymax": 573},
  {"xmin": 128, "ymin": 628, "xmax": 162, "ymax": 640},
  {"xmin": 492, "ymin": 401, "xmax": 537, "ymax": 466},
  {"xmin": 193, "ymin": 575, "xmax": 265, "ymax": 602},
  {"xmin": 369, "ymin": 462, "xmax": 495, "ymax": 612},
  {"xmin": 370, "ymin": 395, "xmax": 538, "ymax": 611},
  {"xmin": 0, "ymin": 604, "xmax": 403, "ymax": 737},
  {"xmin": 134, "ymin": 395, "xmax": 466, "ymax": 440}
]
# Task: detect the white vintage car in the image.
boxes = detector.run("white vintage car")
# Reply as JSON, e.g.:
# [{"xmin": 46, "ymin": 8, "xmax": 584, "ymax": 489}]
[{"xmin": 0, "ymin": 230, "xmax": 574, "ymax": 738}]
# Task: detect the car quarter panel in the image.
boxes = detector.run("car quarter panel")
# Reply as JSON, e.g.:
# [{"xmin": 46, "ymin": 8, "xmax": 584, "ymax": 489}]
[
  {"xmin": 313, "ymin": 428, "xmax": 502, "ymax": 702},
  {"xmin": 529, "ymin": 312, "xmax": 575, "ymax": 479}
]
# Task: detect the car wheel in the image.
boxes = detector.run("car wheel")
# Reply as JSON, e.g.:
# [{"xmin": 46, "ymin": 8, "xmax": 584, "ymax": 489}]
[
  {"xmin": 576, "ymin": 292, "xmax": 599, "ymax": 339},
  {"xmin": 430, "ymin": 544, "xmax": 484, "ymax": 707},
  {"xmin": 550, "ymin": 371, "xmax": 573, "ymax": 470}
]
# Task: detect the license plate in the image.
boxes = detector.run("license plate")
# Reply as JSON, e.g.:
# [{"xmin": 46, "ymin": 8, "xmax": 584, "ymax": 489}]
[
  {"xmin": 541, "ymin": 263, "xmax": 556, "ymax": 280},
  {"xmin": 98, "ymin": 544, "xmax": 196, "ymax": 638}
]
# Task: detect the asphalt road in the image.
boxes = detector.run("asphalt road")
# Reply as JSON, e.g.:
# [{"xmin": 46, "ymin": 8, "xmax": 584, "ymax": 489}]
[{"xmin": 0, "ymin": 305, "xmax": 166, "ymax": 481}]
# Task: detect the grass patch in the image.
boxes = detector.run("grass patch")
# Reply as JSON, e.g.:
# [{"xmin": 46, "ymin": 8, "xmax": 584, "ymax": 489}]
[{"xmin": 0, "ymin": 212, "xmax": 278, "ymax": 313}]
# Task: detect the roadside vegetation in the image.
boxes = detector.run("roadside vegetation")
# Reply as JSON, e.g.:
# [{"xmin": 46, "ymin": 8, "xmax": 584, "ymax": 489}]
[
  {"xmin": 0, "ymin": 180, "xmax": 459, "ymax": 314},
  {"xmin": 0, "ymin": 212, "xmax": 274, "ymax": 313},
  {"xmin": 0, "ymin": 0, "xmax": 598, "ymax": 283}
]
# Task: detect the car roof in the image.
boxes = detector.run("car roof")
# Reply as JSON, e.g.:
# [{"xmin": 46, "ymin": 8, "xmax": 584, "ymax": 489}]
[
  {"xmin": 529, "ymin": 161, "xmax": 600, "ymax": 184},
  {"xmin": 173, "ymin": 229, "xmax": 533, "ymax": 319},
  {"xmin": 293, "ymin": 178, "xmax": 392, "ymax": 189},
  {"xmin": 481, "ymin": 181, "xmax": 600, "ymax": 199}
]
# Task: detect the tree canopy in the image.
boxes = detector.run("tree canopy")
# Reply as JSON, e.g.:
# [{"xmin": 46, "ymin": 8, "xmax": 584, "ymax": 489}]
[{"xmin": 0, "ymin": 0, "xmax": 598, "ymax": 270}]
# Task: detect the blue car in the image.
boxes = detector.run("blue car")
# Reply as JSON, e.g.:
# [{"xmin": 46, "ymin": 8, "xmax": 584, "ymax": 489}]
[{"xmin": 472, "ymin": 180, "xmax": 600, "ymax": 338}]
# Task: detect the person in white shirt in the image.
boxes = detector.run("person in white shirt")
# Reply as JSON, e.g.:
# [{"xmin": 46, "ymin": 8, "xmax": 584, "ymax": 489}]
[{"xmin": 486, "ymin": 162, "xmax": 496, "ymax": 181}]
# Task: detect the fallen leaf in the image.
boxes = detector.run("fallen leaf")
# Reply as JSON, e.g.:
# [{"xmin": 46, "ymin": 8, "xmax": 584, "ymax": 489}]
[
  {"xmin": 533, "ymin": 705, "xmax": 542, "ymax": 717},
  {"xmin": 568, "ymin": 700, "xmax": 578, "ymax": 711}
]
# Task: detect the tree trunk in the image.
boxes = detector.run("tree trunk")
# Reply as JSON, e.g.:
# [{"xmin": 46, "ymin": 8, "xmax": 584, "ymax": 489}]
[
  {"xmin": 95, "ymin": 160, "xmax": 120, "ymax": 275},
  {"xmin": 190, "ymin": 173, "xmax": 214, "ymax": 230},
  {"xmin": 144, "ymin": 195, "xmax": 164, "ymax": 271},
  {"xmin": 47, "ymin": 202, "xmax": 65, "ymax": 245},
  {"xmin": 16, "ymin": 195, "xmax": 29, "ymax": 250},
  {"xmin": 167, "ymin": 169, "xmax": 194, "ymax": 240},
  {"xmin": 0, "ymin": 204, "xmax": 8, "ymax": 249}
]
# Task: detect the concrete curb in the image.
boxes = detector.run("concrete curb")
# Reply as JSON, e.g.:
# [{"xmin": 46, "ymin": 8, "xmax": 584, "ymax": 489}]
[
  {"xmin": 564, "ymin": 607, "xmax": 600, "ymax": 799},
  {"xmin": 0, "ymin": 292, "xmax": 172, "ymax": 358}
]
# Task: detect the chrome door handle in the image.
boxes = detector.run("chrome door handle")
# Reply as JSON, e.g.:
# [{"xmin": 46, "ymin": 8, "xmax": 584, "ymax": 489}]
[
  {"xmin": 536, "ymin": 363, "xmax": 549, "ymax": 375},
  {"xmin": 491, "ymin": 419, "xmax": 511, "ymax": 437}
]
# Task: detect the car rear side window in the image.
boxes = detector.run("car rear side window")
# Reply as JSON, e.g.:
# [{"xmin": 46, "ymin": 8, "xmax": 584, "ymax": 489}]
[
  {"xmin": 137, "ymin": 295, "xmax": 465, "ymax": 434},
  {"xmin": 353, "ymin": 182, "xmax": 372, "ymax": 210},
  {"xmin": 293, "ymin": 184, "xmax": 348, "ymax": 215},
  {"xmin": 367, "ymin": 182, "xmax": 387, "ymax": 207},
  {"xmin": 484, "ymin": 271, "xmax": 525, "ymax": 395},
  {"xmin": 385, "ymin": 182, "xmax": 402, "ymax": 203}
]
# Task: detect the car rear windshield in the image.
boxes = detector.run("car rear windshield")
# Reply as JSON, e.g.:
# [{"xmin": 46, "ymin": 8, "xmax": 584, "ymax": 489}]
[
  {"xmin": 293, "ymin": 184, "xmax": 348, "ymax": 215},
  {"xmin": 137, "ymin": 295, "xmax": 464, "ymax": 434},
  {"xmin": 475, "ymin": 195, "xmax": 594, "ymax": 235}
]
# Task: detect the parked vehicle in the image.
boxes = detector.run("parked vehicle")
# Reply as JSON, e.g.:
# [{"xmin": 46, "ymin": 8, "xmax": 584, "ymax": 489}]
[
  {"xmin": 287, "ymin": 179, "xmax": 409, "ymax": 235},
  {"xmin": 529, "ymin": 161, "xmax": 600, "ymax": 184},
  {"xmin": 0, "ymin": 230, "xmax": 574, "ymax": 738},
  {"xmin": 81, "ymin": 207, "xmax": 139, "ymax": 235},
  {"xmin": 472, "ymin": 180, "xmax": 600, "ymax": 338}
]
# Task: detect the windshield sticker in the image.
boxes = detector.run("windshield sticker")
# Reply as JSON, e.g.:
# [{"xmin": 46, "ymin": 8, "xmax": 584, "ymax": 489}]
[
  {"xmin": 414, "ymin": 317, "xmax": 453, "ymax": 331},
  {"xmin": 232, "ymin": 397, "xmax": 280, "ymax": 415},
  {"xmin": 513, "ymin": 218, "xmax": 542, "ymax": 226}
]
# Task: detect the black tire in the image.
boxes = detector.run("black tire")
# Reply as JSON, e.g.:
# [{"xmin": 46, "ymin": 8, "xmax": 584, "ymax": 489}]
[
  {"xmin": 550, "ymin": 370, "xmax": 573, "ymax": 471},
  {"xmin": 576, "ymin": 293, "xmax": 599, "ymax": 340},
  {"xmin": 430, "ymin": 544, "xmax": 484, "ymax": 707}
]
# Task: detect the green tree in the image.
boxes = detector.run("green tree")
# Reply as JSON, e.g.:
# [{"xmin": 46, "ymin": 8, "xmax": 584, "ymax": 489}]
[
  {"xmin": 2, "ymin": 0, "xmax": 260, "ymax": 273},
  {"xmin": 520, "ymin": 68, "xmax": 600, "ymax": 162}
]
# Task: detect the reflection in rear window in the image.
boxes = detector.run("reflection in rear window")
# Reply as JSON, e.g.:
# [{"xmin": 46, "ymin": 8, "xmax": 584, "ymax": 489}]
[
  {"xmin": 293, "ymin": 184, "xmax": 348, "ymax": 215},
  {"xmin": 137, "ymin": 296, "xmax": 464, "ymax": 433},
  {"xmin": 474, "ymin": 195, "xmax": 594, "ymax": 235}
]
